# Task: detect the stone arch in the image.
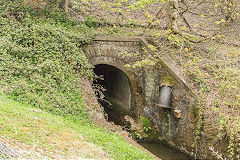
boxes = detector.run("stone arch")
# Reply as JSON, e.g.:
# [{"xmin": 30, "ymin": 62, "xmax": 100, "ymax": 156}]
[{"xmin": 89, "ymin": 56, "xmax": 144, "ymax": 121}]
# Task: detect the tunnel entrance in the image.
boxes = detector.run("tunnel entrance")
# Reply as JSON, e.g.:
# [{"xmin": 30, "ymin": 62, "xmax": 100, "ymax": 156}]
[{"xmin": 93, "ymin": 64, "xmax": 131, "ymax": 126}]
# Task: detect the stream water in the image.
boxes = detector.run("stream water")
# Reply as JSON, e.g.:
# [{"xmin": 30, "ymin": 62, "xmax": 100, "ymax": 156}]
[
  {"xmin": 102, "ymin": 105, "xmax": 194, "ymax": 159},
  {"xmin": 103, "ymin": 106, "xmax": 194, "ymax": 160},
  {"xmin": 139, "ymin": 142, "xmax": 193, "ymax": 160}
]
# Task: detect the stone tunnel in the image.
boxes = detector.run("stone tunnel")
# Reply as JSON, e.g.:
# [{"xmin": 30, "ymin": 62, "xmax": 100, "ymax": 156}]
[
  {"xmin": 93, "ymin": 64, "xmax": 131, "ymax": 125},
  {"xmin": 82, "ymin": 36, "xmax": 209, "ymax": 158}
]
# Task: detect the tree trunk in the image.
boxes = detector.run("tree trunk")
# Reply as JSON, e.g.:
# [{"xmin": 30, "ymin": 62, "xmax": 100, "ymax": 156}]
[
  {"xmin": 59, "ymin": 0, "xmax": 68, "ymax": 12},
  {"xmin": 166, "ymin": 0, "xmax": 176, "ymax": 30},
  {"xmin": 65, "ymin": 0, "xmax": 69, "ymax": 12}
]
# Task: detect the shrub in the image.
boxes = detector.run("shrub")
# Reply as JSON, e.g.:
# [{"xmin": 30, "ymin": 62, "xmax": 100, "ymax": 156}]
[{"xmin": 0, "ymin": 1, "xmax": 95, "ymax": 121}]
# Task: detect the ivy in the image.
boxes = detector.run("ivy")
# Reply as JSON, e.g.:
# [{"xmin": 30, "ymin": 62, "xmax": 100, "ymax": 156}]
[{"xmin": 0, "ymin": 0, "xmax": 95, "ymax": 121}]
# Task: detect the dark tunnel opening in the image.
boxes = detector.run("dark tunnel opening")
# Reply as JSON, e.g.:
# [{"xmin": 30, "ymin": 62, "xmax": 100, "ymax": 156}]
[{"xmin": 93, "ymin": 64, "xmax": 131, "ymax": 126}]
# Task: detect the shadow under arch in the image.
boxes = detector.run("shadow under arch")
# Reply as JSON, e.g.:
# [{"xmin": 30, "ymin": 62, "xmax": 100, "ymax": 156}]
[
  {"xmin": 90, "ymin": 56, "xmax": 144, "ymax": 126},
  {"xmin": 93, "ymin": 64, "xmax": 131, "ymax": 125}
]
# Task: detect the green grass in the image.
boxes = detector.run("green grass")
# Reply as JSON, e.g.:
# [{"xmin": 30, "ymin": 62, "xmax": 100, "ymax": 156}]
[{"xmin": 0, "ymin": 93, "xmax": 153, "ymax": 159}]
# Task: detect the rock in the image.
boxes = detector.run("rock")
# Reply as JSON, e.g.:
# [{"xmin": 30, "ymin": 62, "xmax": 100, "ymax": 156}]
[{"xmin": 124, "ymin": 115, "xmax": 138, "ymax": 131}]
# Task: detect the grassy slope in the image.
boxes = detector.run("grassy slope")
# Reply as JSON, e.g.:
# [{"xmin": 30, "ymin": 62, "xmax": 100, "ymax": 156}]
[{"xmin": 0, "ymin": 93, "xmax": 153, "ymax": 159}]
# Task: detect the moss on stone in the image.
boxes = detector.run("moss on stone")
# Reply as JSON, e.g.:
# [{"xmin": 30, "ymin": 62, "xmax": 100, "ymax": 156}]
[
  {"xmin": 140, "ymin": 116, "xmax": 151, "ymax": 127},
  {"xmin": 158, "ymin": 60, "xmax": 169, "ymax": 69},
  {"xmin": 161, "ymin": 110, "xmax": 169, "ymax": 124},
  {"xmin": 162, "ymin": 75, "xmax": 176, "ymax": 86}
]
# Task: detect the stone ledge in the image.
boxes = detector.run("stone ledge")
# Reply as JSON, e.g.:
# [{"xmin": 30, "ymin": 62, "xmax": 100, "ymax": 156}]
[{"xmin": 94, "ymin": 36, "xmax": 141, "ymax": 42}]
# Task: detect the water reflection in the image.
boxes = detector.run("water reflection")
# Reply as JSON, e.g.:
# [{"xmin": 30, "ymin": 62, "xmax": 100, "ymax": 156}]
[{"xmin": 139, "ymin": 142, "xmax": 193, "ymax": 160}]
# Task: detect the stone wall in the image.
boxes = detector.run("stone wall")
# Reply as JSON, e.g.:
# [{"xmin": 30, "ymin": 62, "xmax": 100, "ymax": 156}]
[
  {"xmin": 83, "ymin": 36, "xmax": 212, "ymax": 159},
  {"xmin": 142, "ymin": 64, "xmax": 198, "ymax": 156}
]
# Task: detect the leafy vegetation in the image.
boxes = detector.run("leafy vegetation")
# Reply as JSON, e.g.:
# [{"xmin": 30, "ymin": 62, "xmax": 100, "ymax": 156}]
[
  {"xmin": 0, "ymin": 0, "xmax": 95, "ymax": 120},
  {"xmin": 0, "ymin": 0, "xmax": 153, "ymax": 159},
  {"xmin": 0, "ymin": 0, "xmax": 239, "ymax": 159}
]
